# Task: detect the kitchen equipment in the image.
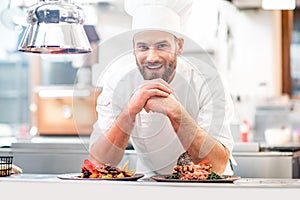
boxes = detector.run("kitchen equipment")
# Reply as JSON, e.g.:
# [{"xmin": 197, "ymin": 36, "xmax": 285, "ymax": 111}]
[
  {"xmin": 231, "ymin": 0, "xmax": 297, "ymax": 10},
  {"xmin": 292, "ymin": 129, "xmax": 300, "ymax": 142},
  {"xmin": 264, "ymin": 127, "xmax": 292, "ymax": 145},
  {"xmin": 232, "ymin": 142, "xmax": 260, "ymax": 152},
  {"xmin": 232, "ymin": 151, "xmax": 300, "ymax": 178},
  {"xmin": 34, "ymin": 86, "xmax": 101, "ymax": 135},
  {"xmin": 253, "ymin": 105, "xmax": 291, "ymax": 142},
  {"xmin": 0, "ymin": 155, "xmax": 13, "ymax": 176},
  {"xmin": 262, "ymin": 0, "xmax": 296, "ymax": 10},
  {"xmin": 18, "ymin": 0, "xmax": 91, "ymax": 54}
]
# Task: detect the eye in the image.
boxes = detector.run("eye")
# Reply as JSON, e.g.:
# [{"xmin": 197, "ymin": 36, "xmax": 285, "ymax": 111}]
[
  {"xmin": 156, "ymin": 43, "xmax": 169, "ymax": 50},
  {"xmin": 136, "ymin": 44, "xmax": 149, "ymax": 51}
]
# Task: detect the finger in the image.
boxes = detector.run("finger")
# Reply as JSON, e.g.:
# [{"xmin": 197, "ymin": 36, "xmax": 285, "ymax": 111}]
[
  {"xmin": 144, "ymin": 99, "xmax": 152, "ymax": 113},
  {"xmin": 142, "ymin": 80, "xmax": 173, "ymax": 94},
  {"xmin": 154, "ymin": 78, "xmax": 173, "ymax": 91},
  {"xmin": 143, "ymin": 88, "xmax": 171, "ymax": 99},
  {"xmin": 144, "ymin": 97, "xmax": 168, "ymax": 114},
  {"xmin": 144, "ymin": 105, "xmax": 150, "ymax": 113}
]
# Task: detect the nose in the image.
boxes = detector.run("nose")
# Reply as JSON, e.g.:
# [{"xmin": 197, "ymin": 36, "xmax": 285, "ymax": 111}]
[{"xmin": 146, "ymin": 48, "xmax": 160, "ymax": 63}]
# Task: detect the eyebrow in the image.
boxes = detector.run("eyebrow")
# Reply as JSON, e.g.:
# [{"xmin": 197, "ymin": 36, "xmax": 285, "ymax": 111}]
[{"xmin": 135, "ymin": 40, "xmax": 170, "ymax": 46}]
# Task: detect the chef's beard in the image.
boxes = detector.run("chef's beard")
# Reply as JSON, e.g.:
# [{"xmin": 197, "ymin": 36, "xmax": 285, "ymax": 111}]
[{"xmin": 136, "ymin": 59, "xmax": 177, "ymax": 83}]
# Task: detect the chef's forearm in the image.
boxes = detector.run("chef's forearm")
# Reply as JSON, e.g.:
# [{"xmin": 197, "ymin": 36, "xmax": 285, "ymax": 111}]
[
  {"xmin": 168, "ymin": 105, "xmax": 230, "ymax": 174},
  {"xmin": 167, "ymin": 104, "xmax": 199, "ymax": 149},
  {"xmin": 90, "ymin": 135, "xmax": 126, "ymax": 166},
  {"xmin": 90, "ymin": 107, "xmax": 134, "ymax": 166},
  {"xmin": 186, "ymin": 129, "xmax": 230, "ymax": 174}
]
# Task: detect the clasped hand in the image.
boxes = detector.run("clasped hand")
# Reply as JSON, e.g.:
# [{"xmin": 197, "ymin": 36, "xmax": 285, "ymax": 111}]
[{"xmin": 128, "ymin": 79, "xmax": 179, "ymax": 119}]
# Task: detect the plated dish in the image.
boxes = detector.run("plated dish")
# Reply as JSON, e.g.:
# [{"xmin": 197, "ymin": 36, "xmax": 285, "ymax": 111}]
[
  {"xmin": 57, "ymin": 159, "xmax": 143, "ymax": 181},
  {"xmin": 150, "ymin": 175, "xmax": 240, "ymax": 183},
  {"xmin": 57, "ymin": 173, "xmax": 144, "ymax": 181},
  {"xmin": 150, "ymin": 157, "xmax": 240, "ymax": 183}
]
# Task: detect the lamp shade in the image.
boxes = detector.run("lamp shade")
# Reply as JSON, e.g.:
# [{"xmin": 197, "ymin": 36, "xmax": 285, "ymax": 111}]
[{"xmin": 18, "ymin": 0, "xmax": 92, "ymax": 54}]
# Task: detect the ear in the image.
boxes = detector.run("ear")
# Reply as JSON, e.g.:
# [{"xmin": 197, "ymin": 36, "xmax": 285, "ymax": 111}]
[{"xmin": 176, "ymin": 38, "xmax": 184, "ymax": 56}]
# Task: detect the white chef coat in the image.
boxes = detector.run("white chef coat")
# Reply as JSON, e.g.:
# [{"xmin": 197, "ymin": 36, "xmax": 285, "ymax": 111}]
[{"xmin": 89, "ymin": 56, "xmax": 235, "ymax": 177}]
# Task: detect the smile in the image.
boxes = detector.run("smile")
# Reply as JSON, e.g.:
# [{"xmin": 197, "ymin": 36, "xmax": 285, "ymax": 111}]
[{"xmin": 146, "ymin": 64, "xmax": 163, "ymax": 70}]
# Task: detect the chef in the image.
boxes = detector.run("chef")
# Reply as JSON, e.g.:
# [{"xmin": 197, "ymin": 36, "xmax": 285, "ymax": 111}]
[{"xmin": 89, "ymin": 0, "xmax": 235, "ymax": 177}]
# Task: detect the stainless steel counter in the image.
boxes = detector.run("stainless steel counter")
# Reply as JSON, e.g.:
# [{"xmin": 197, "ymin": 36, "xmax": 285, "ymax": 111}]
[
  {"xmin": 232, "ymin": 151, "xmax": 297, "ymax": 178},
  {"xmin": 5, "ymin": 136, "xmax": 136, "ymax": 174},
  {"xmin": 232, "ymin": 142, "xmax": 300, "ymax": 179}
]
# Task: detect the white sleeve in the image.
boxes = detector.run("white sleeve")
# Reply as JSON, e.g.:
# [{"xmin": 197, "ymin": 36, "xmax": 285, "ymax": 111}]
[{"xmin": 89, "ymin": 85, "xmax": 118, "ymax": 151}]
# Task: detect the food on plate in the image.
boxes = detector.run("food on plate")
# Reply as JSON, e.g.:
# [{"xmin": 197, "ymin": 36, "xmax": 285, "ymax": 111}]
[
  {"xmin": 12, "ymin": 164, "xmax": 23, "ymax": 174},
  {"xmin": 0, "ymin": 164, "xmax": 11, "ymax": 176},
  {"xmin": 166, "ymin": 159, "xmax": 222, "ymax": 180},
  {"xmin": 80, "ymin": 159, "xmax": 136, "ymax": 179},
  {"xmin": 0, "ymin": 158, "xmax": 13, "ymax": 177}
]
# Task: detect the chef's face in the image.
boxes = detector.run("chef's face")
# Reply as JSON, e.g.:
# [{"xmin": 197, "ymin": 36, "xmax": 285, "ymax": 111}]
[{"xmin": 133, "ymin": 30, "xmax": 184, "ymax": 83}]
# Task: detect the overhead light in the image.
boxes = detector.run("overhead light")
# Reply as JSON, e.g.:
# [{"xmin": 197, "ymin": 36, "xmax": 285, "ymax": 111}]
[
  {"xmin": 262, "ymin": 0, "xmax": 296, "ymax": 10},
  {"xmin": 18, "ymin": 0, "xmax": 92, "ymax": 54}
]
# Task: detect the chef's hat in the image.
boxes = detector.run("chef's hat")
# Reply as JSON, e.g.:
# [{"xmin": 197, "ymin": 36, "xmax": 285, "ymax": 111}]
[{"xmin": 124, "ymin": 0, "xmax": 193, "ymax": 36}]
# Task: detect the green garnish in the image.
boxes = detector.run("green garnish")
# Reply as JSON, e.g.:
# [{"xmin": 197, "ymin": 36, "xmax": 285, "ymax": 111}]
[
  {"xmin": 207, "ymin": 171, "xmax": 223, "ymax": 180},
  {"xmin": 167, "ymin": 171, "xmax": 222, "ymax": 180},
  {"xmin": 166, "ymin": 172, "xmax": 181, "ymax": 179}
]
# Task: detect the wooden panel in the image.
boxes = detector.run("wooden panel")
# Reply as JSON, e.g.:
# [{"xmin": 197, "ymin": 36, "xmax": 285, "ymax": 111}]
[
  {"xmin": 273, "ymin": 10, "xmax": 283, "ymax": 96},
  {"xmin": 36, "ymin": 89, "xmax": 101, "ymax": 135},
  {"xmin": 281, "ymin": 10, "xmax": 293, "ymax": 96}
]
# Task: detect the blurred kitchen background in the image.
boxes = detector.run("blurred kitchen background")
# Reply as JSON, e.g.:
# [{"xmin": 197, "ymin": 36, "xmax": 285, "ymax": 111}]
[{"xmin": 1, "ymin": 0, "xmax": 300, "ymax": 178}]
